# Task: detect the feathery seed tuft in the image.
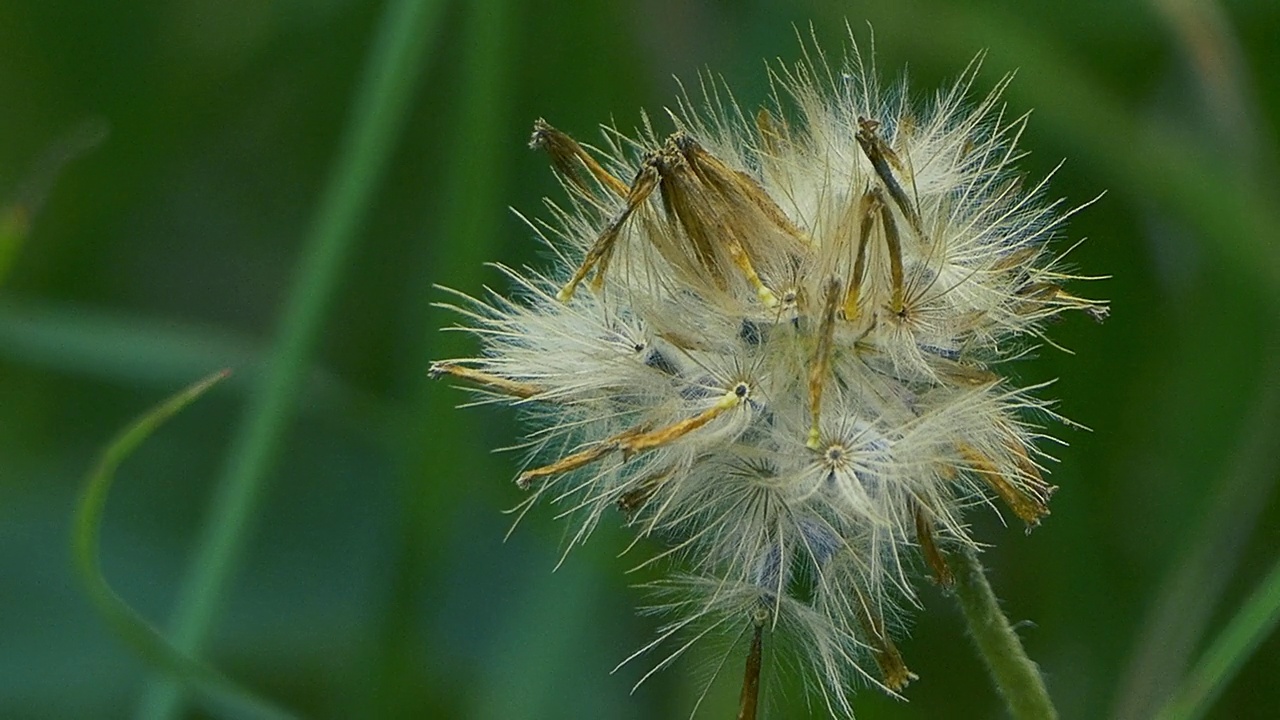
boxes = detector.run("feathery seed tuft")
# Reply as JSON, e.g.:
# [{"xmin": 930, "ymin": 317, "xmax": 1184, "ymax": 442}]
[{"xmin": 433, "ymin": 30, "xmax": 1104, "ymax": 718}]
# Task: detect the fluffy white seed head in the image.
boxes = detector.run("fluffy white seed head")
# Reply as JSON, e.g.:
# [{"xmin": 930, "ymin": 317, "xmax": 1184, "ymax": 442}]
[{"xmin": 433, "ymin": 32, "xmax": 1103, "ymax": 718}]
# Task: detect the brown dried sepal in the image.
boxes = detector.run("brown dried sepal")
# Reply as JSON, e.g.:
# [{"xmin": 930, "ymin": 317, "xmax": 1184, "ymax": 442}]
[
  {"xmin": 1015, "ymin": 281, "xmax": 1110, "ymax": 322},
  {"xmin": 855, "ymin": 116, "xmax": 924, "ymax": 239},
  {"xmin": 853, "ymin": 591, "xmax": 915, "ymax": 693},
  {"xmin": 651, "ymin": 135, "xmax": 781, "ymax": 306},
  {"xmin": 557, "ymin": 164, "xmax": 660, "ymax": 301},
  {"xmin": 1001, "ymin": 431, "xmax": 1058, "ymax": 507},
  {"xmin": 737, "ymin": 620, "xmax": 765, "ymax": 720},
  {"xmin": 429, "ymin": 362, "xmax": 542, "ymax": 399},
  {"xmin": 842, "ymin": 188, "xmax": 881, "ymax": 321},
  {"xmin": 529, "ymin": 119, "xmax": 630, "ymax": 199},
  {"xmin": 914, "ymin": 504, "xmax": 954, "ymax": 588},
  {"xmin": 677, "ymin": 134, "xmax": 810, "ymax": 248},
  {"xmin": 873, "ymin": 183, "xmax": 907, "ymax": 316},
  {"xmin": 616, "ymin": 469, "xmax": 675, "ymax": 516},
  {"xmin": 955, "ymin": 442, "xmax": 1052, "ymax": 527},
  {"xmin": 755, "ymin": 107, "xmax": 788, "ymax": 160},
  {"xmin": 806, "ymin": 277, "xmax": 842, "ymax": 448},
  {"xmin": 546, "ymin": 123, "xmax": 813, "ymax": 307},
  {"xmin": 930, "ymin": 356, "xmax": 999, "ymax": 387}
]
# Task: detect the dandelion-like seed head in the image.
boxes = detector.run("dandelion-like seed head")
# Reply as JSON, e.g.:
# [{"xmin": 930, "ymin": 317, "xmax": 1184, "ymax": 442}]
[{"xmin": 433, "ymin": 29, "xmax": 1104, "ymax": 718}]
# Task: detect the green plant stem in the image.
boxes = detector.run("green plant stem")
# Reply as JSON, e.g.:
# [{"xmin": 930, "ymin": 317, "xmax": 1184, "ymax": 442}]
[
  {"xmin": 950, "ymin": 546, "xmax": 1058, "ymax": 720},
  {"xmin": 135, "ymin": 1, "xmax": 443, "ymax": 718},
  {"xmin": 73, "ymin": 371, "xmax": 294, "ymax": 719},
  {"xmin": 1154, "ymin": 557, "xmax": 1280, "ymax": 720}
]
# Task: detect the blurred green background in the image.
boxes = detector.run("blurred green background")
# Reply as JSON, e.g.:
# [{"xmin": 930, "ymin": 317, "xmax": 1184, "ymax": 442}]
[{"xmin": 2, "ymin": 0, "xmax": 1278, "ymax": 718}]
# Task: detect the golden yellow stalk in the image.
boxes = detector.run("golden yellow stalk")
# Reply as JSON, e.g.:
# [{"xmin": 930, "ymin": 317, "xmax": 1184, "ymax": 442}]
[
  {"xmin": 519, "ymin": 385, "xmax": 747, "ymax": 489},
  {"xmin": 621, "ymin": 386, "xmax": 746, "ymax": 455},
  {"xmin": 516, "ymin": 424, "xmax": 651, "ymax": 489},
  {"xmin": 429, "ymin": 362, "xmax": 541, "ymax": 399}
]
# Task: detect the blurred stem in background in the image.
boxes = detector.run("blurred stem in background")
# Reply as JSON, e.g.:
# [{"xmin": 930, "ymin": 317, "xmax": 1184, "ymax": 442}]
[
  {"xmin": 1115, "ymin": 2, "xmax": 1280, "ymax": 717},
  {"xmin": 368, "ymin": 0, "xmax": 515, "ymax": 716},
  {"xmin": 1155, "ymin": 556, "xmax": 1280, "ymax": 720},
  {"xmin": 1115, "ymin": 356, "xmax": 1280, "ymax": 718},
  {"xmin": 1148, "ymin": 0, "xmax": 1275, "ymax": 179},
  {"xmin": 135, "ymin": 0, "xmax": 445, "ymax": 717},
  {"xmin": 0, "ymin": 119, "xmax": 108, "ymax": 286},
  {"xmin": 72, "ymin": 370, "xmax": 297, "ymax": 720}
]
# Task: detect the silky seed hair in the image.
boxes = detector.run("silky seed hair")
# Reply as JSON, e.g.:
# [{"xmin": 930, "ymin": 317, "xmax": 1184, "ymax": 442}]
[{"xmin": 433, "ymin": 29, "xmax": 1104, "ymax": 718}]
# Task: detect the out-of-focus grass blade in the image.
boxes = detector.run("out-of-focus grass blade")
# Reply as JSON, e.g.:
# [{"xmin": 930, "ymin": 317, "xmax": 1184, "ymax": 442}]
[
  {"xmin": 1147, "ymin": 0, "xmax": 1273, "ymax": 175},
  {"xmin": 0, "ymin": 206, "xmax": 28, "ymax": 285},
  {"xmin": 0, "ymin": 298, "xmax": 384, "ymax": 431},
  {"xmin": 1154, "ymin": 558, "xmax": 1280, "ymax": 720},
  {"xmin": 370, "ymin": 0, "xmax": 514, "ymax": 713},
  {"xmin": 71, "ymin": 370, "xmax": 298, "ymax": 720},
  {"xmin": 1112, "ymin": 5, "xmax": 1278, "ymax": 712},
  {"xmin": 0, "ymin": 299, "xmax": 258, "ymax": 386},
  {"xmin": 137, "ymin": 1, "xmax": 445, "ymax": 715},
  {"xmin": 1114, "ymin": 358, "xmax": 1280, "ymax": 718},
  {"xmin": 0, "ymin": 119, "xmax": 109, "ymax": 285}
]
